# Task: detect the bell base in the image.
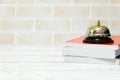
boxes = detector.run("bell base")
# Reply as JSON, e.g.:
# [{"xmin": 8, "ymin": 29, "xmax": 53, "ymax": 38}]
[{"xmin": 83, "ymin": 37, "xmax": 114, "ymax": 44}]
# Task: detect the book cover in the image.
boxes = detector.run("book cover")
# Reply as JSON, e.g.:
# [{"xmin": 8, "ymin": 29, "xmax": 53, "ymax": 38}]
[{"xmin": 65, "ymin": 36, "xmax": 120, "ymax": 50}]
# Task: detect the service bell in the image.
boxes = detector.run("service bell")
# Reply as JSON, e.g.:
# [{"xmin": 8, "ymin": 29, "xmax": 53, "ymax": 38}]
[{"xmin": 83, "ymin": 20, "xmax": 114, "ymax": 44}]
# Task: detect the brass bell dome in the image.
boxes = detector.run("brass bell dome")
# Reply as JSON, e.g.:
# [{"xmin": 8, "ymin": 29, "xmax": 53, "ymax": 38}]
[{"xmin": 83, "ymin": 20, "xmax": 114, "ymax": 44}]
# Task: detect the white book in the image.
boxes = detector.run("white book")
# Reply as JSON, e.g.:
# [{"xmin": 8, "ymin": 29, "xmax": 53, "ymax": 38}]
[
  {"xmin": 63, "ymin": 46, "xmax": 117, "ymax": 59},
  {"xmin": 64, "ymin": 56, "xmax": 120, "ymax": 65},
  {"xmin": 63, "ymin": 36, "xmax": 120, "ymax": 59}
]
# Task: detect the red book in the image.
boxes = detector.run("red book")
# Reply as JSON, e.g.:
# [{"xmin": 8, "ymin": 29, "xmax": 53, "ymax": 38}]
[{"xmin": 66, "ymin": 36, "xmax": 120, "ymax": 50}]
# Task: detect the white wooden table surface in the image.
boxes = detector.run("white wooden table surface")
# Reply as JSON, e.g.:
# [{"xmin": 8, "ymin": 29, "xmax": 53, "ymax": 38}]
[{"xmin": 0, "ymin": 46, "xmax": 120, "ymax": 80}]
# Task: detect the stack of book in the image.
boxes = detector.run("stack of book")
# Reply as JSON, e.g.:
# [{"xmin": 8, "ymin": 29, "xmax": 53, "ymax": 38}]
[{"xmin": 63, "ymin": 36, "xmax": 120, "ymax": 65}]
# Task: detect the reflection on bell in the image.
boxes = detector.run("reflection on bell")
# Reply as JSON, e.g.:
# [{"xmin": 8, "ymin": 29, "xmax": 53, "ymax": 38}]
[{"xmin": 83, "ymin": 20, "xmax": 114, "ymax": 44}]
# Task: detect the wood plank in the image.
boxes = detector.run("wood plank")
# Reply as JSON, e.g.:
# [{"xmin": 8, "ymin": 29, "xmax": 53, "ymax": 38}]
[
  {"xmin": 0, "ymin": 63, "xmax": 120, "ymax": 71},
  {"xmin": 0, "ymin": 56, "xmax": 64, "ymax": 63},
  {"xmin": 0, "ymin": 50, "xmax": 62, "ymax": 56}
]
